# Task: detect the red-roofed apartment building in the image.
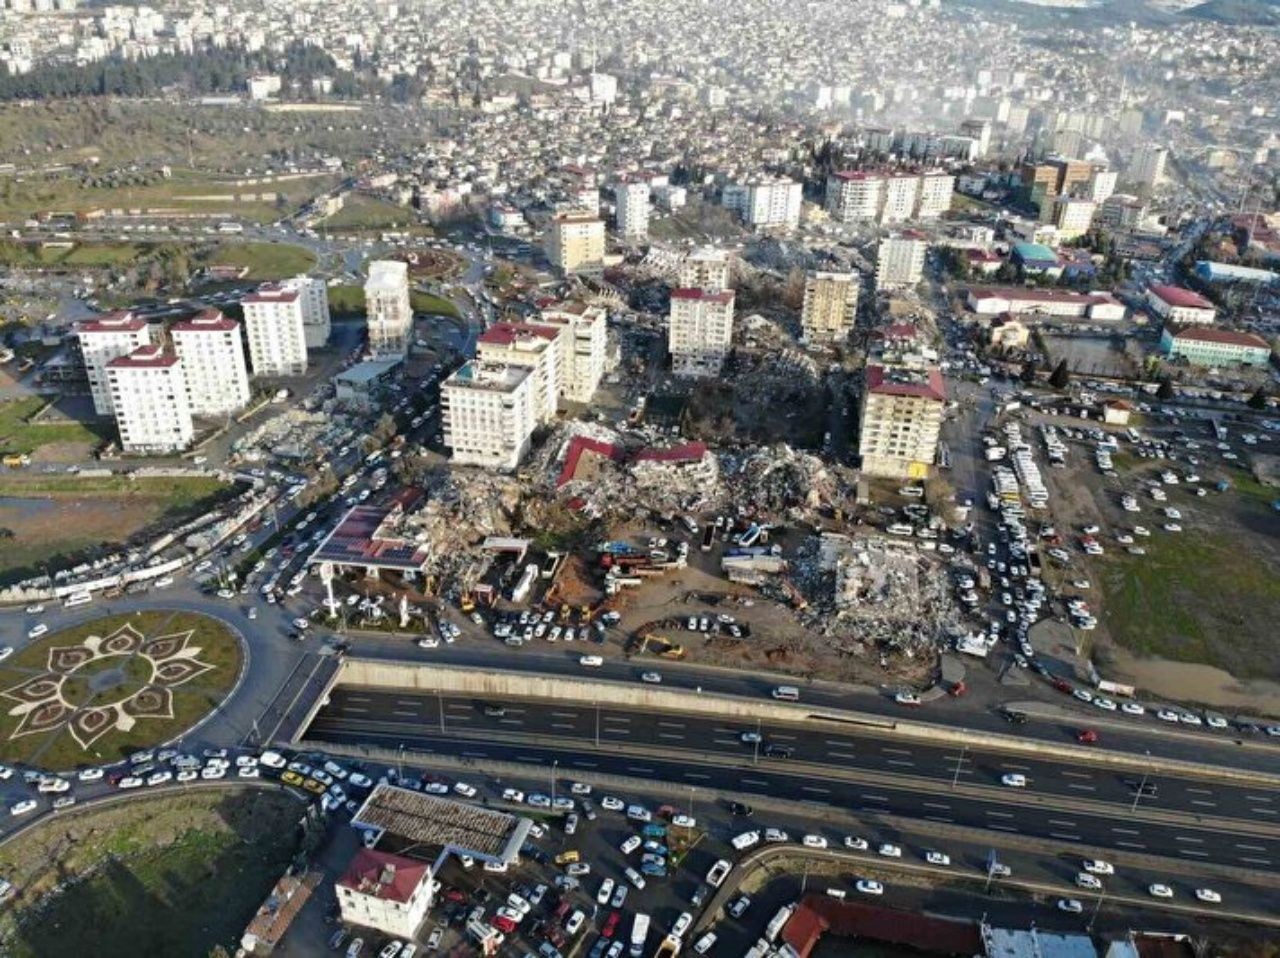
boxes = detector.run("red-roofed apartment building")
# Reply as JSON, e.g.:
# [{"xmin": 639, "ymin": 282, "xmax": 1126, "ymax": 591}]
[
  {"xmin": 858, "ymin": 362, "xmax": 946, "ymax": 480},
  {"xmin": 1160, "ymin": 325, "xmax": 1271, "ymax": 368},
  {"xmin": 669, "ymin": 287, "xmax": 736, "ymax": 377},
  {"xmin": 336, "ymin": 849, "xmax": 435, "ymax": 939},
  {"xmin": 76, "ymin": 310, "xmax": 153, "ymax": 415},
  {"xmin": 1146, "ymin": 284, "xmax": 1216, "ymax": 326},
  {"xmin": 477, "ymin": 321, "xmax": 564, "ymax": 423},
  {"xmin": 106, "ymin": 345, "xmax": 194, "ymax": 453}
]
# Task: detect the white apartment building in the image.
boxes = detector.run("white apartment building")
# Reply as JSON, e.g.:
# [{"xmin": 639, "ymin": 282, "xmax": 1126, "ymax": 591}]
[
  {"xmin": 916, "ymin": 172, "xmax": 955, "ymax": 219},
  {"xmin": 364, "ymin": 260, "xmax": 413, "ymax": 358},
  {"xmin": 1129, "ymin": 144, "xmax": 1168, "ymax": 186},
  {"xmin": 1088, "ymin": 169, "xmax": 1118, "ymax": 205},
  {"xmin": 721, "ymin": 177, "xmax": 803, "ymax": 231},
  {"xmin": 880, "ymin": 174, "xmax": 919, "ymax": 224},
  {"xmin": 77, "ymin": 311, "xmax": 153, "ymax": 416},
  {"xmin": 876, "ymin": 234, "xmax": 927, "ymax": 289},
  {"xmin": 678, "ymin": 247, "xmax": 730, "ymax": 291},
  {"xmin": 241, "ymin": 286, "xmax": 308, "ymax": 377},
  {"xmin": 668, "ymin": 288, "xmax": 735, "ymax": 377},
  {"xmin": 336, "ymin": 850, "xmax": 434, "ymax": 941},
  {"xmin": 614, "ymin": 180, "xmax": 650, "ymax": 240},
  {"xmin": 1052, "ymin": 197, "xmax": 1097, "ymax": 240},
  {"xmin": 545, "ymin": 212, "xmax": 606, "ymax": 274},
  {"xmin": 540, "ymin": 301, "xmax": 608, "ymax": 403},
  {"xmin": 441, "ymin": 361, "xmax": 537, "ymax": 471},
  {"xmin": 170, "ymin": 309, "xmax": 250, "ymax": 417},
  {"xmin": 801, "ymin": 271, "xmax": 859, "ymax": 342},
  {"xmin": 106, "ymin": 345, "xmax": 194, "ymax": 454},
  {"xmin": 282, "ymin": 274, "xmax": 331, "ymax": 349},
  {"xmin": 475, "ymin": 322, "xmax": 562, "ymax": 424},
  {"xmin": 825, "ymin": 172, "xmax": 882, "ymax": 224},
  {"xmin": 858, "ymin": 363, "xmax": 946, "ymax": 480}
]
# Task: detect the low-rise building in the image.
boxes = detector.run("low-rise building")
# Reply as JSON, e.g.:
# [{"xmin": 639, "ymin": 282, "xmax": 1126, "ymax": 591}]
[
  {"xmin": 106, "ymin": 344, "xmax": 194, "ymax": 454},
  {"xmin": 241, "ymin": 286, "xmax": 308, "ymax": 377},
  {"xmin": 800, "ymin": 271, "xmax": 858, "ymax": 342},
  {"xmin": 170, "ymin": 309, "xmax": 251, "ymax": 416},
  {"xmin": 988, "ymin": 315, "xmax": 1030, "ymax": 351},
  {"xmin": 77, "ymin": 311, "xmax": 153, "ymax": 416},
  {"xmin": 336, "ymin": 849, "xmax": 434, "ymax": 941},
  {"xmin": 966, "ymin": 286, "xmax": 1126, "ymax": 321},
  {"xmin": 1160, "ymin": 326, "xmax": 1270, "ymax": 368},
  {"xmin": 1147, "ymin": 284, "xmax": 1216, "ymax": 326},
  {"xmin": 441, "ymin": 361, "xmax": 536, "ymax": 471},
  {"xmin": 668, "ymin": 287, "xmax": 735, "ymax": 377},
  {"xmin": 858, "ymin": 362, "xmax": 946, "ymax": 480}
]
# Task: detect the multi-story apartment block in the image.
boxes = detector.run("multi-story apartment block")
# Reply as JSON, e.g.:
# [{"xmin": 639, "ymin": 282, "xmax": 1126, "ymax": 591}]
[
  {"xmin": 915, "ymin": 171, "xmax": 954, "ymax": 219},
  {"xmin": 545, "ymin": 212, "xmax": 606, "ymax": 275},
  {"xmin": 1129, "ymin": 144, "xmax": 1168, "ymax": 186},
  {"xmin": 169, "ymin": 309, "xmax": 251, "ymax": 417},
  {"xmin": 1051, "ymin": 196, "xmax": 1097, "ymax": 240},
  {"xmin": 1160, "ymin": 326, "xmax": 1270, "ymax": 368},
  {"xmin": 241, "ymin": 286, "xmax": 308, "ymax": 377},
  {"xmin": 282, "ymin": 274, "xmax": 332, "ymax": 349},
  {"xmin": 825, "ymin": 170, "xmax": 954, "ymax": 225},
  {"xmin": 858, "ymin": 362, "xmax": 946, "ymax": 480},
  {"xmin": 364, "ymin": 260, "xmax": 413, "ymax": 358},
  {"xmin": 875, "ymin": 233, "xmax": 927, "ymax": 289},
  {"xmin": 678, "ymin": 247, "xmax": 730, "ymax": 291},
  {"xmin": 800, "ymin": 271, "xmax": 859, "ymax": 342},
  {"xmin": 880, "ymin": 174, "xmax": 919, "ymax": 224},
  {"xmin": 721, "ymin": 177, "xmax": 803, "ymax": 231},
  {"xmin": 1087, "ymin": 169, "xmax": 1118, "ymax": 205},
  {"xmin": 441, "ymin": 361, "xmax": 536, "ymax": 471},
  {"xmin": 77, "ymin": 311, "xmax": 153, "ymax": 416},
  {"xmin": 614, "ymin": 180, "xmax": 650, "ymax": 240},
  {"xmin": 540, "ymin": 301, "xmax": 608, "ymax": 404},
  {"xmin": 475, "ymin": 322, "xmax": 562, "ymax": 424},
  {"xmin": 825, "ymin": 171, "xmax": 882, "ymax": 225},
  {"xmin": 668, "ymin": 288, "xmax": 735, "ymax": 378},
  {"xmin": 1147, "ymin": 284, "xmax": 1216, "ymax": 326},
  {"xmin": 106, "ymin": 345, "xmax": 194, "ymax": 454}
]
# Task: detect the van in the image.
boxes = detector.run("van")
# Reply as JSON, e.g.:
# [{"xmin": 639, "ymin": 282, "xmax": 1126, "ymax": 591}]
[
  {"xmin": 63, "ymin": 592, "xmax": 92, "ymax": 608},
  {"xmin": 771, "ymin": 686, "xmax": 799, "ymax": 702},
  {"xmin": 731, "ymin": 830, "xmax": 760, "ymax": 851}
]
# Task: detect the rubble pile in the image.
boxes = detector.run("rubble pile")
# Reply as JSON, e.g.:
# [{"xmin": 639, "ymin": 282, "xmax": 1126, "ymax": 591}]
[
  {"xmin": 790, "ymin": 533, "xmax": 962, "ymax": 658},
  {"xmin": 232, "ymin": 410, "xmax": 352, "ymax": 462},
  {"xmin": 723, "ymin": 444, "xmax": 845, "ymax": 518},
  {"xmin": 405, "ymin": 470, "xmax": 523, "ymax": 582}
]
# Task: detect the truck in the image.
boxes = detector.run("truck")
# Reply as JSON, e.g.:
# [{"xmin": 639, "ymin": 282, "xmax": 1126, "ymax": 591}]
[
  {"xmin": 738, "ymin": 523, "xmax": 762, "ymax": 549},
  {"xmin": 630, "ymin": 914, "xmax": 651, "ymax": 958},
  {"xmin": 700, "ymin": 526, "xmax": 715, "ymax": 552},
  {"xmin": 654, "ymin": 934, "xmax": 682, "ymax": 958},
  {"xmin": 764, "ymin": 904, "xmax": 794, "ymax": 943}
]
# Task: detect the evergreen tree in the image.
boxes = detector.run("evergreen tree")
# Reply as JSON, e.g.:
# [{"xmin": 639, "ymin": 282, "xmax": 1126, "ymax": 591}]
[
  {"xmin": 1049, "ymin": 359, "xmax": 1070, "ymax": 389},
  {"xmin": 1248, "ymin": 387, "xmax": 1269, "ymax": 410},
  {"xmin": 1156, "ymin": 377, "xmax": 1175, "ymax": 401}
]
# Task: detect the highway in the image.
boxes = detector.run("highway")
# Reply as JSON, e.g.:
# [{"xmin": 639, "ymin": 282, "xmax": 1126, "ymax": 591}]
[{"xmin": 304, "ymin": 690, "xmax": 1280, "ymax": 873}]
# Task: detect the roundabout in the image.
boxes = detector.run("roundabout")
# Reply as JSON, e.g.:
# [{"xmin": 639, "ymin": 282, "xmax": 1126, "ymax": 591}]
[{"xmin": 0, "ymin": 610, "xmax": 244, "ymax": 770}]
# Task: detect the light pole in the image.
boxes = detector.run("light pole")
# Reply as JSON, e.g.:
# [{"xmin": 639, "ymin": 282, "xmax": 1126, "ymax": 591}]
[
  {"xmin": 594, "ymin": 702, "xmax": 601, "ymax": 747},
  {"xmin": 752, "ymin": 717, "xmax": 762, "ymax": 766},
  {"xmin": 950, "ymin": 744, "xmax": 968, "ymax": 789},
  {"xmin": 437, "ymin": 689, "xmax": 446, "ymax": 734},
  {"xmin": 550, "ymin": 759, "xmax": 559, "ymax": 810},
  {"xmin": 1087, "ymin": 889, "xmax": 1106, "ymax": 931},
  {"xmin": 397, "ymin": 743, "xmax": 404, "ymax": 780},
  {"xmin": 1130, "ymin": 751, "xmax": 1151, "ymax": 813}
]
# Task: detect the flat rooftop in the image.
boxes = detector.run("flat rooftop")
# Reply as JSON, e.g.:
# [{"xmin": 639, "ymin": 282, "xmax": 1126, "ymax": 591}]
[
  {"xmin": 309, "ymin": 490, "xmax": 430, "ymax": 572},
  {"xmin": 443, "ymin": 360, "xmax": 531, "ymax": 393},
  {"xmin": 352, "ymin": 784, "xmax": 531, "ymax": 864}
]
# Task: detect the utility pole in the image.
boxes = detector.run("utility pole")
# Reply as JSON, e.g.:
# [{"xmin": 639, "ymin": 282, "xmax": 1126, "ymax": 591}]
[
  {"xmin": 752, "ymin": 717, "xmax": 762, "ymax": 766},
  {"xmin": 950, "ymin": 744, "xmax": 968, "ymax": 789},
  {"xmin": 1130, "ymin": 751, "xmax": 1151, "ymax": 813},
  {"xmin": 438, "ymin": 689, "xmax": 445, "ymax": 734},
  {"xmin": 1087, "ymin": 889, "xmax": 1106, "ymax": 931},
  {"xmin": 550, "ymin": 759, "xmax": 559, "ymax": 810},
  {"xmin": 594, "ymin": 702, "xmax": 601, "ymax": 747}
]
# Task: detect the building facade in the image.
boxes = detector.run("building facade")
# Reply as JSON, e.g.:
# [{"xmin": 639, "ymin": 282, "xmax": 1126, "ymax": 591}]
[
  {"xmin": 106, "ymin": 345, "xmax": 194, "ymax": 454},
  {"xmin": 545, "ymin": 213, "xmax": 606, "ymax": 274},
  {"xmin": 475, "ymin": 322, "xmax": 562, "ymax": 424},
  {"xmin": 1146, "ymin": 284, "xmax": 1216, "ymax": 326},
  {"xmin": 668, "ymin": 288, "xmax": 735, "ymax": 377},
  {"xmin": 1160, "ymin": 326, "xmax": 1270, "ymax": 368},
  {"xmin": 336, "ymin": 850, "xmax": 434, "ymax": 941},
  {"xmin": 1051, "ymin": 197, "xmax": 1096, "ymax": 240},
  {"xmin": 441, "ymin": 361, "xmax": 537, "ymax": 471},
  {"xmin": 364, "ymin": 260, "xmax": 413, "ymax": 358},
  {"xmin": 858, "ymin": 363, "xmax": 946, "ymax": 480},
  {"xmin": 241, "ymin": 286, "xmax": 309, "ymax": 377},
  {"xmin": 540, "ymin": 301, "xmax": 609, "ymax": 403},
  {"xmin": 1130, "ymin": 144, "xmax": 1168, "ymax": 186},
  {"xmin": 678, "ymin": 247, "xmax": 730, "ymax": 291},
  {"xmin": 875, "ymin": 234, "xmax": 927, "ymax": 289},
  {"xmin": 614, "ymin": 180, "xmax": 650, "ymax": 240},
  {"xmin": 283, "ymin": 274, "xmax": 332, "ymax": 349},
  {"xmin": 721, "ymin": 177, "xmax": 803, "ymax": 231},
  {"xmin": 825, "ymin": 170, "xmax": 953, "ymax": 225},
  {"xmin": 77, "ymin": 311, "xmax": 153, "ymax": 416},
  {"xmin": 170, "ymin": 309, "xmax": 251, "ymax": 416},
  {"xmin": 800, "ymin": 271, "xmax": 859, "ymax": 342}
]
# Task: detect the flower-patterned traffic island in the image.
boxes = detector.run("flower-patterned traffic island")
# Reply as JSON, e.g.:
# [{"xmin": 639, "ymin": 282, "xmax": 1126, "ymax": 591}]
[{"xmin": 0, "ymin": 611, "xmax": 243, "ymax": 771}]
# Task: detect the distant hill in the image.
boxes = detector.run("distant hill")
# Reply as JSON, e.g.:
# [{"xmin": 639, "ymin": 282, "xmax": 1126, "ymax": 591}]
[
  {"xmin": 953, "ymin": 0, "xmax": 1176, "ymax": 27},
  {"xmin": 1185, "ymin": 0, "xmax": 1280, "ymax": 24}
]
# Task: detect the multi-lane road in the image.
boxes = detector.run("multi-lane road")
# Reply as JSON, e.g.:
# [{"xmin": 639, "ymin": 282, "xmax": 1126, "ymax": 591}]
[{"xmin": 305, "ymin": 691, "xmax": 1280, "ymax": 872}]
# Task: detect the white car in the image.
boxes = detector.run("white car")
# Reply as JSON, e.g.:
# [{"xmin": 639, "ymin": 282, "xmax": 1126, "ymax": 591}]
[
  {"xmin": 1156, "ymin": 709, "xmax": 1181, "ymax": 723},
  {"xmin": 1075, "ymin": 873, "xmax": 1103, "ymax": 890},
  {"xmin": 10, "ymin": 800, "xmax": 38, "ymax": 816},
  {"xmin": 177, "ymin": 769, "xmax": 199, "ymax": 783},
  {"xmin": 0, "ymin": 647, "xmax": 11, "ymax": 663},
  {"xmin": 238, "ymin": 766, "xmax": 260, "ymax": 779},
  {"xmin": 600, "ymin": 796, "xmax": 624, "ymax": 811},
  {"xmin": 77, "ymin": 767, "xmax": 104, "ymax": 782},
  {"xmin": 25, "ymin": 604, "xmax": 44, "ymax": 614},
  {"xmin": 453, "ymin": 782, "xmax": 477, "ymax": 798},
  {"xmin": 894, "ymin": 692, "xmax": 921, "ymax": 707},
  {"xmin": 1057, "ymin": 899, "xmax": 1083, "ymax": 914},
  {"xmin": 620, "ymin": 836, "xmax": 642, "ymax": 854},
  {"xmin": 1195, "ymin": 888, "xmax": 1221, "ymax": 904},
  {"xmin": 1148, "ymin": 884, "xmax": 1174, "ymax": 899},
  {"xmin": 802, "ymin": 834, "xmax": 828, "ymax": 849},
  {"xmin": 579, "ymin": 655, "xmax": 604, "ymax": 668},
  {"xmin": 1001, "ymin": 774, "xmax": 1027, "ymax": 788},
  {"xmin": 640, "ymin": 671, "xmax": 662, "ymax": 684},
  {"xmin": 855, "ymin": 880, "xmax": 884, "ymax": 896},
  {"xmin": 200, "ymin": 766, "xmax": 225, "ymax": 780},
  {"xmin": 259, "ymin": 750, "xmax": 287, "ymax": 769},
  {"xmin": 925, "ymin": 851, "xmax": 950, "ymax": 866},
  {"xmin": 502, "ymin": 788, "xmax": 526, "ymax": 803},
  {"xmin": 1120, "ymin": 702, "xmax": 1146, "ymax": 716},
  {"xmin": 1082, "ymin": 859, "xmax": 1114, "ymax": 875},
  {"xmin": 597, "ymin": 878, "xmax": 615, "ymax": 905},
  {"xmin": 843, "ymin": 836, "xmax": 868, "ymax": 851},
  {"xmin": 672, "ymin": 912, "xmax": 693, "ymax": 938},
  {"xmin": 27, "ymin": 624, "xmax": 48, "ymax": 639},
  {"xmin": 672, "ymin": 814, "xmax": 697, "ymax": 828},
  {"xmin": 693, "ymin": 933, "xmax": 717, "ymax": 956},
  {"xmin": 146, "ymin": 771, "xmax": 173, "ymax": 786},
  {"xmin": 877, "ymin": 843, "xmax": 902, "ymax": 858}
]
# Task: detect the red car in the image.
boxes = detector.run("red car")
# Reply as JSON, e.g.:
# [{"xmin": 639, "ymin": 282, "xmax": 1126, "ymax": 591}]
[
  {"xmin": 443, "ymin": 888, "xmax": 467, "ymax": 904},
  {"xmin": 493, "ymin": 916, "xmax": 518, "ymax": 934},
  {"xmin": 601, "ymin": 912, "xmax": 621, "ymax": 939},
  {"xmin": 1077, "ymin": 729, "xmax": 1099, "ymax": 744},
  {"xmin": 1053, "ymin": 679, "xmax": 1073, "ymax": 694}
]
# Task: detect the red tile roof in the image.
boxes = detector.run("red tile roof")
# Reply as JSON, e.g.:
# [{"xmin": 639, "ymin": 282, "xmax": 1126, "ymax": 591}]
[
  {"xmin": 1149, "ymin": 284, "xmax": 1214, "ymax": 310},
  {"xmin": 1169, "ymin": 326, "xmax": 1269, "ymax": 349},
  {"xmin": 557, "ymin": 436, "xmax": 624, "ymax": 487},
  {"xmin": 785, "ymin": 896, "xmax": 980, "ymax": 957},
  {"xmin": 634, "ymin": 442, "xmax": 708, "ymax": 464},
  {"xmin": 479, "ymin": 322, "xmax": 561, "ymax": 347},
  {"xmin": 243, "ymin": 286, "xmax": 300, "ymax": 305},
  {"xmin": 78, "ymin": 311, "xmax": 146, "ymax": 334},
  {"xmin": 337, "ymin": 849, "xmax": 431, "ymax": 904},
  {"xmin": 671, "ymin": 287, "xmax": 735, "ymax": 304},
  {"xmin": 171, "ymin": 309, "xmax": 238, "ymax": 332},
  {"xmin": 866, "ymin": 363, "xmax": 946, "ymax": 402},
  {"xmin": 107, "ymin": 345, "xmax": 179, "ymax": 369}
]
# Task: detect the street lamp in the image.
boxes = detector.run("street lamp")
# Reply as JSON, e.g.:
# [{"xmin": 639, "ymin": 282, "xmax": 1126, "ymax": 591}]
[
  {"xmin": 437, "ymin": 689, "xmax": 446, "ymax": 734},
  {"xmin": 397, "ymin": 743, "xmax": 404, "ymax": 780},
  {"xmin": 594, "ymin": 702, "xmax": 601, "ymax": 747},
  {"xmin": 550, "ymin": 759, "xmax": 559, "ymax": 809},
  {"xmin": 752, "ymin": 717, "xmax": 762, "ymax": 766},
  {"xmin": 950, "ymin": 744, "xmax": 968, "ymax": 789},
  {"xmin": 1130, "ymin": 751, "xmax": 1151, "ymax": 813}
]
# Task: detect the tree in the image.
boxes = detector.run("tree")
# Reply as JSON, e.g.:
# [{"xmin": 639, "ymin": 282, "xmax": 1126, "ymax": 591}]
[
  {"xmin": 1020, "ymin": 358, "xmax": 1039, "ymax": 384},
  {"xmin": 1248, "ymin": 387, "xmax": 1269, "ymax": 410},
  {"xmin": 1049, "ymin": 359, "xmax": 1071, "ymax": 389},
  {"xmin": 1156, "ymin": 376, "xmax": 1175, "ymax": 401}
]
